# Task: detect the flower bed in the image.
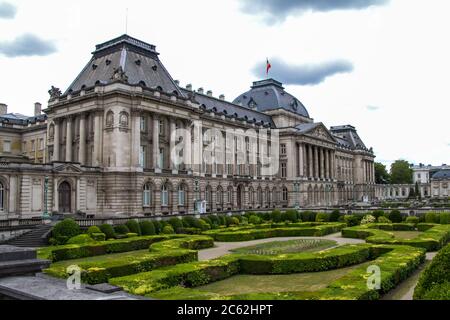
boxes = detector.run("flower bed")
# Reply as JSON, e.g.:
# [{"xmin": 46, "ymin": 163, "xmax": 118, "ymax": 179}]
[
  {"xmin": 109, "ymin": 244, "xmax": 425, "ymax": 300},
  {"xmin": 203, "ymin": 223, "xmax": 345, "ymax": 242},
  {"xmin": 341, "ymin": 223, "xmax": 450, "ymax": 251}
]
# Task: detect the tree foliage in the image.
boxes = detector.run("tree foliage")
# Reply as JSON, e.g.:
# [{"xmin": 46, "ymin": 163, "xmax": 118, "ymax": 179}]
[
  {"xmin": 375, "ymin": 162, "xmax": 390, "ymax": 184},
  {"xmin": 390, "ymin": 160, "xmax": 413, "ymax": 184}
]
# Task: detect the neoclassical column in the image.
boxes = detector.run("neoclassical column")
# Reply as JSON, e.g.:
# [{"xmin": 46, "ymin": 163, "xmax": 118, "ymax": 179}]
[
  {"xmin": 153, "ymin": 115, "xmax": 160, "ymax": 170},
  {"xmin": 299, "ymin": 143, "xmax": 304, "ymax": 177},
  {"xmin": 131, "ymin": 109, "xmax": 141, "ymax": 168},
  {"xmin": 320, "ymin": 148, "xmax": 325, "ymax": 179},
  {"xmin": 79, "ymin": 113, "xmax": 86, "ymax": 165},
  {"xmin": 331, "ymin": 151, "xmax": 335, "ymax": 180},
  {"xmin": 308, "ymin": 144, "xmax": 313, "ymax": 178},
  {"xmin": 65, "ymin": 117, "xmax": 73, "ymax": 162},
  {"xmin": 324, "ymin": 149, "xmax": 329, "ymax": 179},
  {"xmin": 53, "ymin": 119, "xmax": 60, "ymax": 162},
  {"xmin": 92, "ymin": 111, "xmax": 102, "ymax": 167},
  {"xmin": 183, "ymin": 121, "xmax": 192, "ymax": 171},
  {"xmin": 313, "ymin": 146, "xmax": 319, "ymax": 179},
  {"xmin": 169, "ymin": 118, "xmax": 177, "ymax": 170}
]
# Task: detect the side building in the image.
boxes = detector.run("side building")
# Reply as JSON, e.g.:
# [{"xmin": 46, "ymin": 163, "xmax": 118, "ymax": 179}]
[{"xmin": 0, "ymin": 35, "xmax": 376, "ymax": 220}]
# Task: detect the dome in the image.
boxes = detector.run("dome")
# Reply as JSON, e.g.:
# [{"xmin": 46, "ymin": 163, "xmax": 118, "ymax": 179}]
[{"xmin": 232, "ymin": 79, "xmax": 310, "ymax": 118}]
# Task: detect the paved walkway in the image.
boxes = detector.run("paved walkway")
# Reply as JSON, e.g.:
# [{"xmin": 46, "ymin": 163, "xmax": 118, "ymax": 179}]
[{"xmin": 198, "ymin": 233, "xmax": 365, "ymax": 261}]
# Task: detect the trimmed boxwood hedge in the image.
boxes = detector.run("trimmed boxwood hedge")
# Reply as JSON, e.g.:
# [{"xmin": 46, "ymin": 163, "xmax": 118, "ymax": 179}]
[
  {"xmin": 414, "ymin": 243, "xmax": 450, "ymax": 300},
  {"xmin": 43, "ymin": 236, "xmax": 214, "ymax": 285},
  {"xmin": 109, "ymin": 244, "xmax": 425, "ymax": 300},
  {"xmin": 342, "ymin": 223, "xmax": 450, "ymax": 251},
  {"xmin": 203, "ymin": 223, "xmax": 345, "ymax": 242}
]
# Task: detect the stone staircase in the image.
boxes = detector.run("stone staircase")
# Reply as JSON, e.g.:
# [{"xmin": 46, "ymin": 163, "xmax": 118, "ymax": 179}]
[
  {"xmin": 6, "ymin": 225, "xmax": 52, "ymax": 248},
  {"xmin": 0, "ymin": 246, "xmax": 51, "ymax": 279}
]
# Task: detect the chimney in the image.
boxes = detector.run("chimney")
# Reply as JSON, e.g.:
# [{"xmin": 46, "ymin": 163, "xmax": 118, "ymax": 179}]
[
  {"xmin": 0, "ymin": 103, "xmax": 7, "ymax": 115},
  {"xmin": 219, "ymin": 94, "xmax": 225, "ymax": 101},
  {"xmin": 186, "ymin": 84, "xmax": 193, "ymax": 91},
  {"xmin": 34, "ymin": 102, "xmax": 42, "ymax": 116},
  {"xmin": 207, "ymin": 90, "xmax": 213, "ymax": 97},
  {"xmin": 197, "ymin": 87, "xmax": 204, "ymax": 94}
]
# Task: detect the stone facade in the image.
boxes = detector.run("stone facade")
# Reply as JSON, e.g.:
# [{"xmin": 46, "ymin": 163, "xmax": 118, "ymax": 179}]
[{"xmin": 0, "ymin": 35, "xmax": 377, "ymax": 219}]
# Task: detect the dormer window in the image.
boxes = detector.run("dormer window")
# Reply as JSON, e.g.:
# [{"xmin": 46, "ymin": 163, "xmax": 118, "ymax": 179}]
[
  {"xmin": 139, "ymin": 81, "xmax": 147, "ymax": 87},
  {"xmin": 106, "ymin": 59, "xmax": 111, "ymax": 66}
]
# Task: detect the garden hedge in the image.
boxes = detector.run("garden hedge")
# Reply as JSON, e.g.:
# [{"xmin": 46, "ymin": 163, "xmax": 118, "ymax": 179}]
[
  {"xmin": 43, "ymin": 235, "xmax": 214, "ymax": 285},
  {"xmin": 203, "ymin": 223, "xmax": 345, "ymax": 242},
  {"xmin": 109, "ymin": 244, "xmax": 425, "ymax": 300},
  {"xmin": 342, "ymin": 223, "xmax": 450, "ymax": 251},
  {"xmin": 414, "ymin": 243, "xmax": 450, "ymax": 300}
]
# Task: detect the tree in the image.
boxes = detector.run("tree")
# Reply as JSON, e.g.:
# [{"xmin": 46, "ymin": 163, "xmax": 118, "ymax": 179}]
[
  {"xmin": 375, "ymin": 162, "xmax": 390, "ymax": 184},
  {"xmin": 390, "ymin": 160, "xmax": 413, "ymax": 184},
  {"xmin": 415, "ymin": 182, "xmax": 421, "ymax": 199}
]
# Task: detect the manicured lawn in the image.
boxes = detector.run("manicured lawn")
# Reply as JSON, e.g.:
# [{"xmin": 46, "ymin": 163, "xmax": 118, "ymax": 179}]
[
  {"xmin": 230, "ymin": 239, "xmax": 337, "ymax": 255},
  {"xmin": 392, "ymin": 231, "xmax": 423, "ymax": 240},
  {"xmin": 195, "ymin": 264, "xmax": 363, "ymax": 295}
]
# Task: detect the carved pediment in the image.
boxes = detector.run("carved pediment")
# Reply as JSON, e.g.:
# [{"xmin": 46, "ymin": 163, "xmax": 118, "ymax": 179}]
[
  {"xmin": 306, "ymin": 124, "xmax": 336, "ymax": 143},
  {"xmin": 53, "ymin": 163, "xmax": 83, "ymax": 174}
]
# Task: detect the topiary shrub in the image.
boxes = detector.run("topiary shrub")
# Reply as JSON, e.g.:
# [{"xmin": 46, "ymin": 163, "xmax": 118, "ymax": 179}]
[
  {"xmin": 361, "ymin": 215, "xmax": 376, "ymax": 225},
  {"xmin": 440, "ymin": 213, "xmax": 450, "ymax": 225},
  {"xmin": 87, "ymin": 226, "xmax": 101, "ymax": 236},
  {"xmin": 372, "ymin": 210, "xmax": 385, "ymax": 219},
  {"xmin": 249, "ymin": 215, "xmax": 262, "ymax": 225},
  {"xmin": 388, "ymin": 210, "xmax": 403, "ymax": 223},
  {"xmin": 152, "ymin": 220, "xmax": 163, "ymax": 234},
  {"xmin": 99, "ymin": 224, "xmax": 116, "ymax": 240},
  {"xmin": 162, "ymin": 225, "xmax": 175, "ymax": 234},
  {"xmin": 300, "ymin": 211, "xmax": 317, "ymax": 222},
  {"xmin": 139, "ymin": 221, "xmax": 156, "ymax": 236},
  {"xmin": 329, "ymin": 210, "xmax": 340, "ymax": 222},
  {"xmin": 206, "ymin": 215, "xmax": 219, "ymax": 227},
  {"xmin": 271, "ymin": 210, "xmax": 282, "ymax": 223},
  {"xmin": 378, "ymin": 216, "xmax": 391, "ymax": 224},
  {"xmin": 52, "ymin": 219, "xmax": 81, "ymax": 245},
  {"xmin": 226, "ymin": 216, "xmax": 240, "ymax": 227},
  {"xmin": 67, "ymin": 234, "xmax": 95, "ymax": 245},
  {"xmin": 126, "ymin": 233, "xmax": 139, "ymax": 238},
  {"xmin": 126, "ymin": 220, "xmax": 141, "ymax": 236},
  {"xmin": 91, "ymin": 233, "xmax": 106, "ymax": 241},
  {"xmin": 283, "ymin": 210, "xmax": 299, "ymax": 222},
  {"xmin": 218, "ymin": 215, "xmax": 227, "ymax": 226},
  {"xmin": 198, "ymin": 219, "xmax": 211, "ymax": 231},
  {"xmin": 406, "ymin": 216, "xmax": 420, "ymax": 225},
  {"xmin": 167, "ymin": 218, "xmax": 183, "ymax": 232},
  {"xmin": 344, "ymin": 215, "xmax": 360, "ymax": 227},
  {"xmin": 315, "ymin": 213, "xmax": 329, "ymax": 222},
  {"xmin": 114, "ymin": 224, "xmax": 130, "ymax": 235}
]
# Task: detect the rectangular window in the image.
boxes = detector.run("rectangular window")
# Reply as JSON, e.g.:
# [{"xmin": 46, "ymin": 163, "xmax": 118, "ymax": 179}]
[
  {"xmin": 3, "ymin": 140, "xmax": 11, "ymax": 153},
  {"xmin": 140, "ymin": 116, "xmax": 146, "ymax": 132},
  {"xmin": 139, "ymin": 146, "xmax": 146, "ymax": 168},
  {"xmin": 159, "ymin": 120, "xmax": 164, "ymax": 135},
  {"xmin": 280, "ymin": 144, "xmax": 286, "ymax": 155},
  {"xmin": 281, "ymin": 163, "xmax": 287, "ymax": 178},
  {"xmin": 159, "ymin": 148, "xmax": 164, "ymax": 168},
  {"xmin": 31, "ymin": 140, "xmax": 35, "ymax": 152},
  {"xmin": 178, "ymin": 189, "xmax": 185, "ymax": 206},
  {"xmin": 39, "ymin": 139, "xmax": 44, "ymax": 150}
]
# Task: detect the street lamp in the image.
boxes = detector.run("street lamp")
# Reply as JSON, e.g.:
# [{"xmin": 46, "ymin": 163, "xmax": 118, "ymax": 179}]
[{"xmin": 43, "ymin": 176, "xmax": 50, "ymax": 220}]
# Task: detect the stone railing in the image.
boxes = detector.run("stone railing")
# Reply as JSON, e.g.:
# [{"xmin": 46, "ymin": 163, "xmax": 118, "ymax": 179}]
[{"xmin": 0, "ymin": 218, "xmax": 44, "ymax": 231}]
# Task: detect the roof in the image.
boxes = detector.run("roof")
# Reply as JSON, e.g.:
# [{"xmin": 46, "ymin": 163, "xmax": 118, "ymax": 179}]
[
  {"xmin": 64, "ymin": 34, "xmax": 183, "ymax": 96},
  {"xmin": 0, "ymin": 113, "xmax": 47, "ymax": 126},
  {"xmin": 330, "ymin": 125, "xmax": 370, "ymax": 151},
  {"xmin": 232, "ymin": 79, "xmax": 310, "ymax": 118},
  {"xmin": 432, "ymin": 170, "xmax": 450, "ymax": 180},
  {"xmin": 179, "ymin": 88, "xmax": 274, "ymax": 127}
]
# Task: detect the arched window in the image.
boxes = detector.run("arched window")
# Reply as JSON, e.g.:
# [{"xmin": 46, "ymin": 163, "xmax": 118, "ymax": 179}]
[
  {"xmin": 206, "ymin": 186, "xmax": 212, "ymax": 207},
  {"xmin": 119, "ymin": 112, "xmax": 129, "ymax": 127},
  {"xmin": 178, "ymin": 184, "xmax": 185, "ymax": 206},
  {"xmin": 106, "ymin": 111, "xmax": 114, "ymax": 127},
  {"xmin": 282, "ymin": 187, "xmax": 288, "ymax": 202},
  {"xmin": 143, "ymin": 183, "xmax": 152, "ymax": 207},
  {"xmin": 227, "ymin": 187, "xmax": 233, "ymax": 204},
  {"xmin": 248, "ymin": 187, "xmax": 254, "ymax": 204},
  {"xmin": 49, "ymin": 124, "xmax": 55, "ymax": 139},
  {"xmin": 257, "ymin": 188, "xmax": 263, "ymax": 206},
  {"xmin": 161, "ymin": 184, "xmax": 169, "ymax": 207},
  {"xmin": 0, "ymin": 182, "xmax": 4, "ymax": 211},
  {"xmin": 217, "ymin": 186, "xmax": 224, "ymax": 205}
]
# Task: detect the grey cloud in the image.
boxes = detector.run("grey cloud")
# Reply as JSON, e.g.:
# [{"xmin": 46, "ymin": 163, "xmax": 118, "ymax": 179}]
[
  {"xmin": 240, "ymin": 0, "xmax": 389, "ymax": 24},
  {"xmin": 0, "ymin": 34, "xmax": 57, "ymax": 57},
  {"xmin": 252, "ymin": 58, "xmax": 354, "ymax": 86},
  {"xmin": 0, "ymin": 2, "xmax": 17, "ymax": 19},
  {"xmin": 366, "ymin": 105, "xmax": 380, "ymax": 111}
]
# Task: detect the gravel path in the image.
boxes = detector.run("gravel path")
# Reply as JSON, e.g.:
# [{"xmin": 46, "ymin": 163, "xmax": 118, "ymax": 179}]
[{"xmin": 198, "ymin": 233, "xmax": 365, "ymax": 261}]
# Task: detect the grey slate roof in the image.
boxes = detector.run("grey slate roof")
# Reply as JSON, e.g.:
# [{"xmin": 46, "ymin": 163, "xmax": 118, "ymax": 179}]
[
  {"xmin": 65, "ymin": 35, "xmax": 183, "ymax": 96},
  {"xmin": 179, "ymin": 88, "xmax": 274, "ymax": 127},
  {"xmin": 295, "ymin": 123, "xmax": 321, "ymax": 134},
  {"xmin": 432, "ymin": 170, "xmax": 450, "ymax": 180},
  {"xmin": 330, "ymin": 125, "xmax": 370, "ymax": 151},
  {"xmin": 232, "ymin": 79, "xmax": 310, "ymax": 118},
  {"xmin": 0, "ymin": 113, "xmax": 47, "ymax": 126}
]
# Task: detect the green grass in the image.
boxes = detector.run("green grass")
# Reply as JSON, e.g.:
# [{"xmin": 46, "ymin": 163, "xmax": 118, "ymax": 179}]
[
  {"xmin": 194, "ymin": 264, "xmax": 362, "ymax": 295},
  {"xmin": 392, "ymin": 231, "xmax": 423, "ymax": 240},
  {"xmin": 230, "ymin": 239, "xmax": 337, "ymax": 255}
]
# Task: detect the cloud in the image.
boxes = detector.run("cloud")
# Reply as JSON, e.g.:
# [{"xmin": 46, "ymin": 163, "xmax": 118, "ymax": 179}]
[
  {"xmin": 240, "ymin": 0, "xmax": 389, "ymax": 24},
  {"xmin": 0, "ymin": 2, "xmax": 17, "ymax": 19},
  {"xmin": 366, "ymin": 105, "xmax": 380, "ymax": 111},
  {"xmin": 252, "ymin": 57, "xmax": 354, "ymax": 86},
  {"xmin": 0, "ymin": 34, "xmax": 57, "ymax": 57}
]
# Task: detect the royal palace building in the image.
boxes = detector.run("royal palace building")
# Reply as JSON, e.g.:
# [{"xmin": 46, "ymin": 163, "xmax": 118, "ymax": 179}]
[{"xmin": 0, "ymin": 35, "xmax": 376, "ymax": 219}]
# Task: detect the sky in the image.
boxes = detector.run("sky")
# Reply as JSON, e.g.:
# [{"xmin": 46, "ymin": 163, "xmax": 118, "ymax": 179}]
[{"xmin": 0, "ymin": 0, "xmax": 449, "ymax": 169}]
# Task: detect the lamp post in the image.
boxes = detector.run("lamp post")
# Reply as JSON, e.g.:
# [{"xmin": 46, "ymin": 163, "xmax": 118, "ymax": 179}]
[{"xmin": 43, "ymin": 176, "xmax": 50, "ymax": 220}]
